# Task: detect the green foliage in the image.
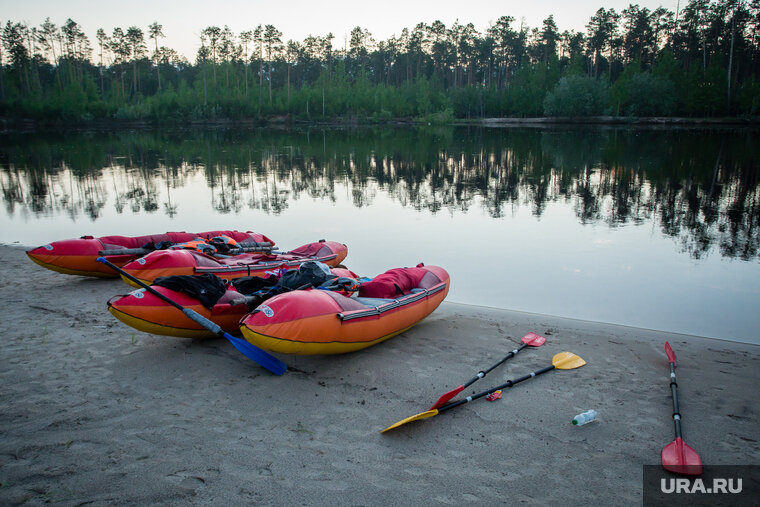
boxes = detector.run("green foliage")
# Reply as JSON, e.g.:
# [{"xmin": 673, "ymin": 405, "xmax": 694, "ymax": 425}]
[
  {"xmin": 415, "ymin": 80, "xmax": 433, "ymax": 115},
  {"xmin": 624, "ymin": 73, "xmax": 675, "ymax": 116},
  {"xmin": 420, "ymin": 107, "xmax": 454, "ymax": 124},
  {"xmin": 448, "ymin": 86, "xmax": 483, "ymax": 118},
  {"xmin": 0, "ymin": 4, "xmax": 759, "ymax": 122},
  {"xmin": 611, "ymin": 67, "xmax": 675, "ymax": 116},
  {"xmin": 544, "ymin": 76, "xmax": 610, "ymax": 116},
  {"xmin": 736, "ymin": 77, "xmax": 760, "ymax": 115},
  {"xmin": 60, "ymin": 81, "xmax": 88, "ymax": 120},
  {"xmin": 610, "ymin": 64, "xmax": 636, "ymax": 115},
  {"xmin": 562, "ymin": 56, "xmax": 586, "ymax": 77},
  {"xmin": 114, "ymin": 101, "xmax": 149, "ymax": 120},
  {"xmin": 505, "ymin": 62, "xmax": 561, "ymax": 117}
]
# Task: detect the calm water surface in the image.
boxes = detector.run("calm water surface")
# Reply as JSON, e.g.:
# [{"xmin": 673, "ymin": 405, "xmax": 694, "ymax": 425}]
[{"xmin": 2, "ymin": 126, "xmax": 758, "ymax": 344}]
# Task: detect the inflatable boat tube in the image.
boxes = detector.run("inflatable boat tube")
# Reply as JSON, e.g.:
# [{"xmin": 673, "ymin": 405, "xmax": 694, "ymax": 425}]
[
  {"xmin": 107, "ymin": 267, "xmax": 358, "ymax": 338},
  {"xmin": 26, "ymin": 230, "xmax": 273, "ymax": 277},
  {"xmin": 119, "ymin": 240, "xmax": 348, "ymax": 287},
  {"xmin": 239, "ymin": 265, "xmax": 450, "ymax": 355}
]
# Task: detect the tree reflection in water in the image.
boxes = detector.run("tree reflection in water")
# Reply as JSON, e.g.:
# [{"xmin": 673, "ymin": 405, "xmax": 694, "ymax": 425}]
[{"xmin": 1, "ymin": 126, "xmax": 757, "ymax": 261}]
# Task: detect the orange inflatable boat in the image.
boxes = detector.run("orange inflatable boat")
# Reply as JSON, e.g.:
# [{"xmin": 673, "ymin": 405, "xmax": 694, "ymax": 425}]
[
  {"xmin": 239, "ymin": 264, "xmax": 450, "ymax": 355},
  {"xmin": 119, "ymin": 240, "xmax": 348, "ymax": 286},
  {"xmin": 26, "ymin": 230, "xmax": 274, "ymax": 277},
  {"xmin": 107, "ymin": 266, "xmax": 358, "ymax": 338},
  {"xmin": 109, "ymin": 285, "xmax": 251, "ymax": 338}
]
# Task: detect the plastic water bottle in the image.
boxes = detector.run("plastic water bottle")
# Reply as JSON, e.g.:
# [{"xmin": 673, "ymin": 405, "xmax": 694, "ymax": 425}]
[{"xmin": 572, "ymin": 410, "xmax": 597, "ymax": 426}]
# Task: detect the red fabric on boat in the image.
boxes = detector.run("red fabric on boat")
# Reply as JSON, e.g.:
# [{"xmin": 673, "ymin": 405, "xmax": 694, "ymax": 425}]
[
  {"xmin": 99, "ymin": 233, "xmax": 195, "ymax": 249},
  {"xmin": 98, "ymin": 231, "xmax": 273, "ymax": 250},
  {"xmin": 358, "ymin": 267, "xmax": 429, "ymax": 299},
  {"xmin": 288, "ymin": 242, "xmax": 330, "ymax": 257}
]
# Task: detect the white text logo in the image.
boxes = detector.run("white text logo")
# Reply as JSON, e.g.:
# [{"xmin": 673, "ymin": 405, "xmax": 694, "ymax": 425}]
[{"xmin": 661, "ymin": 478, "xmax": 742, "ymax": 494}]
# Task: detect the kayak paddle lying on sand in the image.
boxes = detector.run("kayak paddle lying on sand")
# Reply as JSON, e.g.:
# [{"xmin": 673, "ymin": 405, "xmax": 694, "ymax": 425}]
[
  {"xmin": 381, "ymin": 351, "xmax": 586, "ymax": 433},
  {"xmin": 429, "ymin": 332, "xmax": 547, "ymax": 410},
  {"xmin": 661, "ymin": 341, "xmax": 702, "ymax": 475},
  {"xmin": 97, "ymin": 257, "xmax": 287, "ymax": 375}
]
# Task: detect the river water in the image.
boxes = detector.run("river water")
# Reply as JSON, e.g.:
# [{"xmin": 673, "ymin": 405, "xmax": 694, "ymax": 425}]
[{"xmin": 2, "ymin": 125, "xmax": 758, "ymax": 344}]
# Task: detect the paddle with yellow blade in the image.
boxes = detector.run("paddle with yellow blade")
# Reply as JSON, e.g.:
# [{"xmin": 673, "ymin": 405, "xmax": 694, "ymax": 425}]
[
  {"xmin": 381, "ymin": 351, "xmax": 586, "ymax": 433},
  {"xmin": 429, "ymin": 332, "xmax": 547, "ymax": 410},
  {"xmin": 661, "ymin": 341, "xmax": 702, "ymax": 475}
]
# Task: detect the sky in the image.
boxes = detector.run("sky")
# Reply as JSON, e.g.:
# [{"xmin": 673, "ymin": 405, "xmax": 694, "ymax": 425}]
[{"xmin": 3, "ymin": 0, "xmax": 679, "ymax": 60}]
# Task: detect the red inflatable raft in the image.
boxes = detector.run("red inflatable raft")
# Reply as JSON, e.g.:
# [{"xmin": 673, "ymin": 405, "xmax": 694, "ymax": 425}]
[
  {"xmin": 240, "ymin": 265, "xmax": 450, "ymax": 355},
  {"xmin": 107, "ymin": 267, "xmax": 358, "ymax": 338},
  {"xmin": 109, "ymin": 286, "xmax": 250, "ymax": 338},
  {"xmin": 26, "ymin": 230, "xmax": 273, "ymax": 277},
  {"xmin": 119, "ymin": 240, "xmax": 348, "ymax": 286}
]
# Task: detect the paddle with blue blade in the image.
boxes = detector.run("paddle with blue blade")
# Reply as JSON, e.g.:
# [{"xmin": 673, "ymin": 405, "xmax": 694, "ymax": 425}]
[
  {"xmin": 381, "ymin": 351, "xmax": 586, "ymax": 433},
  {"xmin": 429, "ymin": 332, "xmax": 547, "ymax": 410},
  {"xmin": 97, "ymin": 257, "xmax": 287, "ymax": 375},
  {"xmin": 661, "ymin": 341, "xmax": 702, "ymax": 475}
]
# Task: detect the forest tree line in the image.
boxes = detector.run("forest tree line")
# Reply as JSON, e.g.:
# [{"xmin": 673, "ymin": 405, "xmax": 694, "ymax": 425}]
[{"xmin": 1, "ymin": 0, "xmax": 760, "ymax": 122}]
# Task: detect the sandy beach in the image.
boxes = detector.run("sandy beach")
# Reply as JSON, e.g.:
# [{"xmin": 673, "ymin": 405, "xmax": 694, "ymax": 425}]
[{"xmin": 1, "ymin": 243, "xmax": 758, "ymax": 505}]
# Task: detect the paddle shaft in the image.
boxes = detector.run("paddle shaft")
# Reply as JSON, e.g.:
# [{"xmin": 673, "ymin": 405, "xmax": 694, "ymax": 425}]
[
  {"xmin": 669, "ymin": 361, "xmax": 683, "ymax": 439},
  {"xmin": 439, "ymin": 364, "xmax": 556, "ymax": 414},
  {"xmin": 661, "ymin": 343, "xmax": 702, "ymax": 475},
  {"xmin": 99, "ymin": 242, "xmax": 274, "ymax": 257},
  {"xmin": 96, "ymin": 257, "xmax": 287, "ymax": 374},
  {"xmin": 461, "ymin": 343, "xmax": 529, "ymax": 389},
  {"xmin": 235, "ymin": 245, "xmax": 275, "ymax": 253},
  {"xmin": 99, "ymin": 258, "xmax": 235, "ymax": 336},
  {"xmin": 214, "ymin": 240, "xmax": 274, "ymax": 255},
  {"xmin": 103, "ymin": 259, "xmax": 207, "ymax": 315},
  {"xmin": 99, "ymin": 247, "xmax": 153, "ymax": 256}
]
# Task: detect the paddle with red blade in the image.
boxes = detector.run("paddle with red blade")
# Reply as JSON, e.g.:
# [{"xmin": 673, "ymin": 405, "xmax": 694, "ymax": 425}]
[
  {"xmin": 430, "ymin": 332, "xmax": 547, "ymax": 410},
  {"xmin": 661, "ymin": 341, "xmax": 702, "ymax": 475}
]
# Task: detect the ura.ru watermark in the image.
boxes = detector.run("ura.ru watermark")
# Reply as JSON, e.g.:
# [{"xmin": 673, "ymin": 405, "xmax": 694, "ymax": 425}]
[
  {"xmin": 643, "ymin": 465, "xmax": 759, "ymax": 506},
  {"xmin": 660, "ymin": 477, "xmax": 742, "ymax": 494}
]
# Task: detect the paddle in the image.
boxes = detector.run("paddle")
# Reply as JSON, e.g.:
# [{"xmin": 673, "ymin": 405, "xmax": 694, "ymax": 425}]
[
  {"xmin": 661, "ymin": 342, "xmax": 702, "ymax": 475},
  {"xmin": 98, "ymin": 242, "xmax": 275, "ymax": 257},
  {"xmin": 382, "ymin": 351, "xmax": 586, "ymax": 433},
  {"xmin": 429, "ymin": 332, "xmax": 547, "ymax": 410},
  {"xmin": 96, "ymin": 257, "xmax": 287, "ymax": 375}
]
